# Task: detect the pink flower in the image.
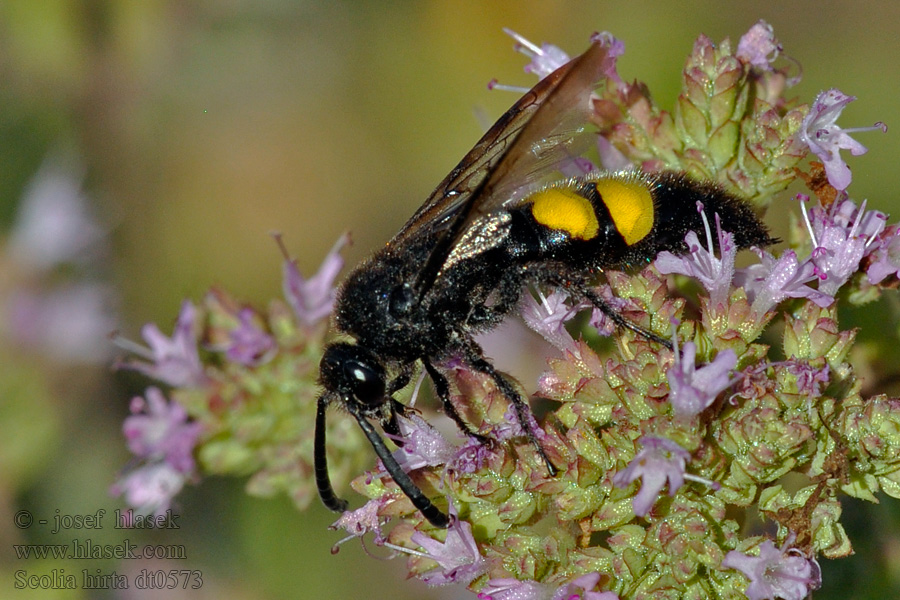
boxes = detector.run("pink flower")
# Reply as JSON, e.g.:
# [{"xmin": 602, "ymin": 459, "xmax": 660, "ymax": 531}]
[
  {"xmin": 110, "ymin": 462, "xmax": 188, "ymax": 517},
  {"xmin": 6, "ymin": 155, "xmax": 118, "ymax": 364},
  {"xmin": 8, "ymin": 156, "xmax": 104, "ymax": 270},
  {"xmin": 410, "ymin": 514, "xmax": 487, "ymax": 586},
  {"xmin": 113, "ymin": 387, "xmax": 201, "ymax": 517},
  {"xmin": 800, "ymin": 196, "xmax": 886, "ymax": 295},
  {"xmin": 588, "ymin": 32, "xmax": 626, "ymax": 85},
  {"xmin": 736, "ymin": 20, "xmax": 781, "ymax": 71},
  {"xmin": 280, "ymin": 233, "xmax": 347, "ymax": 326},
  {"xmin": 329, "ymin": 497, "xmax": 389, "ymax": 546},
  {"xmin": 7, "ymin": 283, "xmax": 117, "ymax": 364},
  {"xmin": 612, "ymin": 436, "xmax": 690, "ymax": 517},
  {"xmin": 552, "ymin": 572, "xmax": 619, "ymax": 600},
  {"xmin": 867, "ymin": 224, "xmax": 900, "ymax": 284},
  {"xmin": 735, "ymin": 249, "xmax": 833, "ymax": 314},
  {"xmin": 120, "ymin": 300, "xmax": 207, "ymax": 387},
  {"xmin": 478, "ymin": 571, "xmax": 620, "ymax": 599},
  {"xmin": 391, "ymin": 414, "xmax": 456, "ymax": 472},
  {"xmin": 656, "ymin": 211, "xmax": 737, "ymax": 307},
  {"xmin": 478, "ymin": 578, "xmax": 549, "ymax": 600},
  {"xmin": 225, "ymin": 308, "xmax": 276, "ymax": 366},
  {"xmin": 519, "ymin": 289, "xmax": 584, "ymax": 352},
  {"xmin": 495, "ymin": 29, "xmax": 624, "ymax": 92},
  {"xmin": 123, "ymin": 387, "xmax": 202, "ymax": 473},
  {"xmin": 798, "ymin": 89, "xmax": 886, "ymax": 191},
  {"xmin": 520, "ymin": 287, "xmax": 623, "ymax": 352},
  {"xmin": 502, "ymin": 29, "xmax": 571, "ymax": 80},
  {"xmin": 667, "ymin": 340, "xmax": 737, "ymax": 417},
  {"xmin": 722, "ymin": 538, "xmax": 821, "ymax": 600}
]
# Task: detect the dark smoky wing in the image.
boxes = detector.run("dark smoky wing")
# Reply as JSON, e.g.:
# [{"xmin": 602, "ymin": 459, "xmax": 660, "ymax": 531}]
[
  {"xmin": 387, "ymin": 71, "xmax": 561, "ymax": 249},
  {"xmin": 391, "ymin": 41, "xmax": 613, "ymax": 296},
  {"xmin": 389, "ymin": 40, "xmax": 612, "ymax": 250},
  {"xmin": 468, "ymin": 40, "xmax": 614, "ymax": 219}
]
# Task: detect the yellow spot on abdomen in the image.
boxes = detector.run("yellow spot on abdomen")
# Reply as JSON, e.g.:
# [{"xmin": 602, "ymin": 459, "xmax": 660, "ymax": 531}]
[
  {"xmin": 530, "ymin": 188, "xmax": 600, "ymax": 240},
  {"xmin": 593, "ymin": 178, "xmax": 654, "ymax": 245}
]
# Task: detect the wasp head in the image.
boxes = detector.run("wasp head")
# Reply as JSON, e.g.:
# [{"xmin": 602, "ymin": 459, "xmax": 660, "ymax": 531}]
[
  {"xmin": 319, "ymin": 342, "xmax": 387, "ymax": 411},
  {"xmin": 314, "ymin": 340, "xmax": 452, "ymax": 528}
]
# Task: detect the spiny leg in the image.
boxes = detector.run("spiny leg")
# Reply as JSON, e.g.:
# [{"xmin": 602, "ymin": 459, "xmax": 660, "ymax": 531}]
[
  {"xmin": 383, "ymin": 366, "xmax": 415, "ymax": 443},
  {"xmin": 382, "ymin": 399, "xmax": 406, "ymax": 442},
  {"xmin": 387, "ymin": 363, "xmax": 414, "ymax": 395},
  {"xmin": 578, "ymin": 285, "xmax": 672, "ymax": 349},
  {"xmin": 547, "ymin": 273, "xmax": 673, "ymax": 349},
  {"xmin": 423, "ymin": 359, "xmax": 490, "ymax": 444},
  {"xmin": 460, "ymin": 343, "xmax": 557, "ymax": 477},
  {"xmin": 465, "ymin": 273, "xmax": 524, "ymax": 329}
]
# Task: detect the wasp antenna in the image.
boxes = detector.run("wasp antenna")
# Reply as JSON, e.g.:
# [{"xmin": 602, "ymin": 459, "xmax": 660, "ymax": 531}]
[
  {"xmin": 348, "ymin": 405, "xmax": 450, "ymax": 528},
  {"xmin": 315, "ymin": 393, "xmax": 349, "ymax": 513}
]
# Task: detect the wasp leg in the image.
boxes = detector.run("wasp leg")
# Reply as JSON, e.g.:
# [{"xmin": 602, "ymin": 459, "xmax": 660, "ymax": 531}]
[
  {"xmin": 382, "ymin": 401, "xmax": 404, "ymax": 444},
  {"xmin": 459, "ymin": 344, "xmax": 558, "ymax": 477},
  {"xmin": 382, "ymin": 366, "xmax": 415, "ymax": 446},
  {"xmin": 466, "ymin": 274, "xmax": 523, "ymax": 328},
  {"xmin": 314, "ymin": 393, "xmax": 349, "ymax": 513},
  {"xmin": 387, "ymin": 363, "xmax": 414, "ymax": 395},
  {"xmin": 577, "ymin": 284, "xmax": 672, "ymax": 349},
  {"xmin": 548, "ymin": 274, "xmax": 673, "ymax": 349},
  {"xmin": 347, "ymin": 402, "xmax": 450, "ymax": 528},
  {"xmin": 383, "ymin": 397, "xmax": 419, "ymax": 446},
  {"xmin": 422, "ymin": 359, "xmax": 491, "ymax": 445}
]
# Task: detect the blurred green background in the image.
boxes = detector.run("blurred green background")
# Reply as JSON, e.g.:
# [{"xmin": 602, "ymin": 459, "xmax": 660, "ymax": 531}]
[{"xmin": 1, "ymin": 1, "xmax": 899, "ymax": 599}]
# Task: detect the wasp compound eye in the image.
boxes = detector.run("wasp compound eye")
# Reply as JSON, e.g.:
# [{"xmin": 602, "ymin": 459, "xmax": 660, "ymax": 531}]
[
  {"xmin": 319, "ymin": 343, "xmax": 386, "ymax": 406},
  {"xmin": 343, "ymin": 359, "xmax": 385, "ymax": 406}
]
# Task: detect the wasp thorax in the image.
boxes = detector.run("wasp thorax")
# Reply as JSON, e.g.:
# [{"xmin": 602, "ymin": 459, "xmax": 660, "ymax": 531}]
[{"xmin": 319, "ymin": 343, "xmax": 386, "ymax": 407}]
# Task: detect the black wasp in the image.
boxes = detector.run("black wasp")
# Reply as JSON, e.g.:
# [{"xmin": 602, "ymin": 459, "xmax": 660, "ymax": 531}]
[{"xmin": 314, "ymin": 40, "xmax": 773, "ymax": 528}]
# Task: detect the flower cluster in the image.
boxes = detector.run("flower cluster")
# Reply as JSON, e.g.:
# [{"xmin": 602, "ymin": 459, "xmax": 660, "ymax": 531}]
[
  {"xmin": 112, "ymin": 235, "xmax": 354, "ymax": 515},
  {"xmin": 113, "ymin": 21, "xmax": 900, "ymax": 600},
  {"xmin": 4, "ymin": 155, "xmax": 118, "ymax": 363}
]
